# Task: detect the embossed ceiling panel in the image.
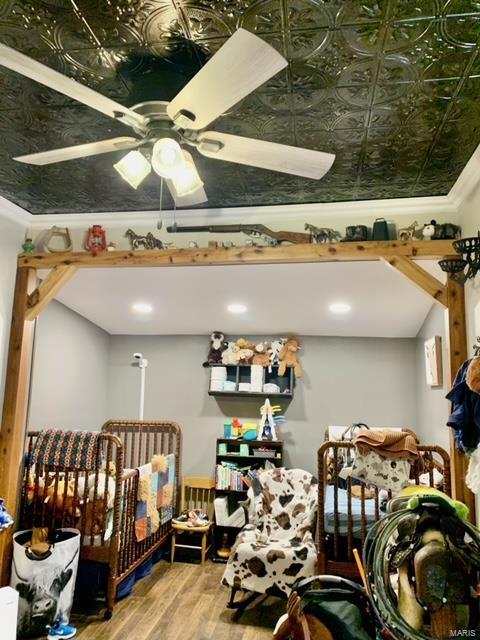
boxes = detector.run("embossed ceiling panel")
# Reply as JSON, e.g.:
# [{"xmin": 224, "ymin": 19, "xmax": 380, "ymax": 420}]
[{"xmin": 0, "ymin": 0, "xmax": 479, "ymax": 214}]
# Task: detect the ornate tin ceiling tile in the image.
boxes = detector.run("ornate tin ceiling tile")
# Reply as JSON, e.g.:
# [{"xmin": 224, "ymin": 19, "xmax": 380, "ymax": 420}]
[{"xmin": 0, "ymin": 0, "xmax": 479, "ymax": 213}]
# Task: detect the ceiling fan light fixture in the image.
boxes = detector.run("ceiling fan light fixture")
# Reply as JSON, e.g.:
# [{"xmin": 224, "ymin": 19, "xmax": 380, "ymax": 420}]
[
  {"xmin": 114, "ymin": 150, "xmax": 151, "ymax": 189},
  {"xmin": 151, "ymin": 138, "xmax": 185, "ymax": 178},
  {"xmin": 171, "ymin": 158, "xmax": 204, "ymax": 197}
]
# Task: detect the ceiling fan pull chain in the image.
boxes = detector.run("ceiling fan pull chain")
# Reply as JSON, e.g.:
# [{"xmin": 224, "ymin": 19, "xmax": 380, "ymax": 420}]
[{"xmin": 158, "ymin": 178, "xmax": 164, "ymax": 230}]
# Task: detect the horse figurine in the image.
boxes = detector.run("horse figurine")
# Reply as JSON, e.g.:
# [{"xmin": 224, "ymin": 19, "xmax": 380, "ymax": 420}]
[
  {"xmin": 305, "ymin": 223, "xmax": 342, "ymax": 243},
  {"xmin": 125, "ymin": 228, "xmax": 164, "ymax": 250},
  {"xmin": 398, "ymin": 221, "xmax": 418, "ymax": 241}
]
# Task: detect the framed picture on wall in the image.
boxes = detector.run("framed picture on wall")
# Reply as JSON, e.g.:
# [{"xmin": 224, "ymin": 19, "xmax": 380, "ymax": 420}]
[{"xmin": 424, "ymin": 336, "xmax": 443, "ymax": 386}]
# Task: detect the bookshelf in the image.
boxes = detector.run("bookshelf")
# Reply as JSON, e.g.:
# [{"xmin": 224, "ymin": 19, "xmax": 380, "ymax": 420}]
[{"xmin": 213, "ymin": 438, "xmax": 283, "ymax": 562}]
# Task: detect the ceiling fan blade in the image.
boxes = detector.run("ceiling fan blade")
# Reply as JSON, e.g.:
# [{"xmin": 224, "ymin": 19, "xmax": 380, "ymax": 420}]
[
  {"xmin": 0, "ymin": 43, "xmax": 146, "ymax": 129},
  {"xmin": 197, "ymin": 131, "xmax": 336, "ymax": 179},
  {"xmin": 166, "ymin": 180, "xmax": 208, "ymax": 207},
  {"xmin": 166, "ymin": 29, "xmax": 287, "ymax": 130},
  {"xmin": 14, "ymin": 137, "xmax": 141, "ymax": 165}
]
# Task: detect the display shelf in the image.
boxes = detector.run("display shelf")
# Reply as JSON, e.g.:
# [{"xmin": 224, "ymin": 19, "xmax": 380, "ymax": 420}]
[
  {"xmin": 213, "ymin": 438, "xmax": 283, "ymax": 559},
  {"xmin": 208, "ymin": 364, "xmax": 295, "ymax": 398}
]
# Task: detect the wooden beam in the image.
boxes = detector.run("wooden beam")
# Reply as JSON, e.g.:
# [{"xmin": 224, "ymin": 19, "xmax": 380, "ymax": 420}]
[
  {"xmin": 446, "ymin": 276, "xmax": 475, "ymax": 518},
  {"xmin": 381, "ymin": 256, "xmax": 448, "ymax": 307},
  {"xmin": 25, "ymin": 265, "xmax": 77, "ymax": 321},
  {"xmin": 18, "ymin": 239, "xmax": 457, "ymax": 270},
  {"xmin": 0, "ymin": 268, "xmax": 36, "ymax": 584}
]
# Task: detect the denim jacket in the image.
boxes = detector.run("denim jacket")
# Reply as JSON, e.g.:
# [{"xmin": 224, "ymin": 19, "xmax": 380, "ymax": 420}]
[{"xmin": 446, "ymin": 359, "xmax": 480, "ymax": 452}]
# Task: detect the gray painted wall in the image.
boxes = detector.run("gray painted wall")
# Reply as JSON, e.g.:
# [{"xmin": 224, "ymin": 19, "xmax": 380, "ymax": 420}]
[
  {"xmin": 0, "ymin": 214, "xmax": 26, "ymax": 411},
  {"xmin": 28, "ymin": 306, "xmax": 451, "ymax": 477},
  {"xmin": 415, "ymin": 305, "xmax": 450, "ymax": 451},
  {"xmin": 28, "ymin": 300, "xmax": 110, "ymax": 430},
  {"xmin": 107, "ymin": 335, "xmax": 418, "ymax": 476}
]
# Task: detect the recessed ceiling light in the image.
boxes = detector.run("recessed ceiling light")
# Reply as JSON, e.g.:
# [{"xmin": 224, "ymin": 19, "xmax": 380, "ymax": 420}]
[
  {"xmin": 132, "ymin": 302, "xmax": 153, "ymax": 314},
  {"xmin": 227, "ymin": 303, "xmax": 247, "ymax": 314},
  {"xmin": 328, "ymin": 302, "xmax": 351, "ymax": 314}
]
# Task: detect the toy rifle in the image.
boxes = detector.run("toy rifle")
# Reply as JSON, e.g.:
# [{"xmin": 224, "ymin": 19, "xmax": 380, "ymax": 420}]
[{"xmin": 166, "ymin": 223, "xmax": 311, "ymax": 245}]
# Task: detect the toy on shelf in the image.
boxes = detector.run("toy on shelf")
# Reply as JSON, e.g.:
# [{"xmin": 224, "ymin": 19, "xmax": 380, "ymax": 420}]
[
  {"xmin": 422, "ymin": 220, "xmax": 436, "ymax": 240},
  {"xmin": 231, "ymin": 418, "xmax": 242, "ymax": 437},
  {"xmin": 278, "ymin": 336, "xmax": 302, "ymax": 378},
  {"xmin": 252, "ymin": 341, "xmax": 270, "ymax": 366},
  {"xmin": 21, "ymin": 236, "xmax": 35, "ymax": 255},
  {"xmin": 85, "ymin": 224, "xmax": 107, "ymax": 253},
  {"xmin": 242, "ymin": 423, "xmax": 258, "ymax": 440},
  {"xmin": 222, "ymin": 341, "xmax": 240, "ymax": 365},
  {"xmin": 45, "ymin": 225, "xmax": 72, "ymax": 253},
  {"xmin": 398, "ymin": 221, "xmax": 418, "ymax": 241},
  {"xmin": 269, "ymin": 338, "xmax": 286, "ymax": 372},
  {"xmin": 236, "ymin": 338, "xmax": 255, "ymax": 364},
  {"xmin": 304, "ymin": 224, "xmax": 342, "ymax": 243},
  {"xmin": 203, "ymin": 331, "xmax": 227, "ymax": 366},
  {"xmin": 258, "ymin": 399, "xmax": 286, "ymax": 441},
  {"xmin": 125, "ymin": 228, "xmax": 164, "ymax": 250},
  {"xmin": 433, "ymin": 222, "xmax": 461, "ymax": 240}
]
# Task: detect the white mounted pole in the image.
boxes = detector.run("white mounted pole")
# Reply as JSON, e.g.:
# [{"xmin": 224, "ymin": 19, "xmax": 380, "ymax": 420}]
[{"xmin": 133, "ymin": 353, "xmax": 148, "ymax": 420}]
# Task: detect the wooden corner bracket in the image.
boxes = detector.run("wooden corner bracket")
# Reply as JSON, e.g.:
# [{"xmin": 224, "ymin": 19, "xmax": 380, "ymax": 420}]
[
  {"xmin": 381, "ymin": 255, "xmax": 448, "ymax": 307},
  {"xmin": 25, "ymin": 265, "xmax": 77, "ymax": 322}
]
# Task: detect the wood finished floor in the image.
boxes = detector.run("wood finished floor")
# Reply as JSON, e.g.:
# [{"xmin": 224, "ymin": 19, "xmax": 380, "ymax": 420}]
[{"xmin": 72, "ymin": 561, "xmax": 284, "ymax": 640}]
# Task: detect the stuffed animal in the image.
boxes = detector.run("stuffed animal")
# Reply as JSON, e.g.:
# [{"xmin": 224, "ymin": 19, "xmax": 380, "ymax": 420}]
[
  {"xmin": 278, "ymin": 336, "xmax": 302, "ymax": 378},
  {"xmin": 43, "ymin": 479, "xmax": 77, "ymax": 518},
  {"xmin": 252, "ymin": 341, "xmax": 270, "ymax": 366},
  {"xmin": 203, "ymin": 331, "xmax": 227, "ymax": 366},
  {"xmin": 422, "ymin": 220, "xmax": 436, "ymax": 240},
  {"xmin": 236, "ymin": 338, "xmax": 255, "ymax": 364},
  {"xmin": 269, "ymin": 338, "xmax": 286, "ymax": 372},
  {"xmin": 222, "ymin": 341, "xmax": 240, "ymax": 365},
  {"xmin": 78, "ymin": 473, "xmax": 116, "ymax": 509}
]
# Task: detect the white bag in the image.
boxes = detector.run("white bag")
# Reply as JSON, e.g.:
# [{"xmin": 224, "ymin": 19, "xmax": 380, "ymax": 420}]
[{"xmin": 10, "ymin": 528, "xmax": 80, "ymax": 638}]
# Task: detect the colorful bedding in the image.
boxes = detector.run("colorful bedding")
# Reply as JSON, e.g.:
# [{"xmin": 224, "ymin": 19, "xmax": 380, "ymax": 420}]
[{"xmin": 135, "ymin": 453, "xmax": 175, "ymax": 542}]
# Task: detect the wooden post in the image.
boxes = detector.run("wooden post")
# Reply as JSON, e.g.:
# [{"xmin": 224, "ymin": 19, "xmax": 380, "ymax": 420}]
[
  {"xmin": 0, "ymin": 267, "xmax": 36, "ymax": 584},
  {"xmin": 446, "ymin": 276, "xmax": 475, "ymax": 517}
]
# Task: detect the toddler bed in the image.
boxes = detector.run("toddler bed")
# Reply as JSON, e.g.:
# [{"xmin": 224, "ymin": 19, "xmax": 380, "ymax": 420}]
[
  {"xmin": 20, "ymin": 420, "xmax": 182, "ymax": 618},
  {"xmin": 317, "ymin": 439, "xmax": 451, "ymax": 579}
]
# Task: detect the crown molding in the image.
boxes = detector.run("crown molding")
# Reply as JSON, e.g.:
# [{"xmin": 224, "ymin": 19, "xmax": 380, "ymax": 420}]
[
  {"xmin": 0, "ymin": 196, "xmax": 31, "ymax": 227},
  {"xmin": 449, "ymin": 143, "xmax": 480, "ymax": 209},
  {"xmin": 25, "ymin": 194, "xmax": 458, "ymax": 228}
]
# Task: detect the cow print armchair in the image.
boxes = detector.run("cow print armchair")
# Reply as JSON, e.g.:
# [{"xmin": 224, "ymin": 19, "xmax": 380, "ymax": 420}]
[{"xmin": 222, "ymin": 467, "xmax": 318, "ymax": 618}]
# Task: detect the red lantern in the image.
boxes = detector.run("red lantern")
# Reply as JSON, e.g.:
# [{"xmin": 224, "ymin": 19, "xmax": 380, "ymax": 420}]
[{"xmin": 86, "ymin": 225, "xmax": 107, "ymax": 253}]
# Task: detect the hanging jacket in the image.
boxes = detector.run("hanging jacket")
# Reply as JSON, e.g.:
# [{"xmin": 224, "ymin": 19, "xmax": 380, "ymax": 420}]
[{"xmin": 446, "ymin": 359, "xmax": 480, "ymax": 452}]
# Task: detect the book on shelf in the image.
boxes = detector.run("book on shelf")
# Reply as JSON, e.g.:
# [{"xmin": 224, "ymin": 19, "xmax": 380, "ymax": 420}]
[{"xmin": 215, "ymin": 462, "xmax": 244, "ymax": 491}]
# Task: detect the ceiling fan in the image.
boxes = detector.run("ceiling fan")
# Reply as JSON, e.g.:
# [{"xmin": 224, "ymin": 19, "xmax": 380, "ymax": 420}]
[{"xmin": 0, "ymin": 29, "xmax": 335, "ymax": 207}]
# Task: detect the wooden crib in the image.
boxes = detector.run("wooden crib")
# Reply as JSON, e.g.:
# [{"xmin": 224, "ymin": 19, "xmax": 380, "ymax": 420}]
[
  {"xmin": 317, "ymin": 439, "xmax": 451, "ymax": 579},
  {"xmin": 21, "ymin": 420, "xmax": 182, "ymax": 618}
]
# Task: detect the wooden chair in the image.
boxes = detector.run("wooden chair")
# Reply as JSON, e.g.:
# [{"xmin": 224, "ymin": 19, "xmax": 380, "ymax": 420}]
[{"xmin": 170, "ymin": 476, "xmax": 215, "ymax": 565}]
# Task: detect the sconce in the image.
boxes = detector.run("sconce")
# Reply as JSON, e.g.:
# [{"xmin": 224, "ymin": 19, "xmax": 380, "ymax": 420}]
[{"xmin": 439, "ymin": 234, "xmax": 480, "ymax": 284}]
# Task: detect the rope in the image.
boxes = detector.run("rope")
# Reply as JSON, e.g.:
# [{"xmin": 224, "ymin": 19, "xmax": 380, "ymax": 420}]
[{"xmin": 363, "ymin": 500, "xmax": 480, "ymax": 639}]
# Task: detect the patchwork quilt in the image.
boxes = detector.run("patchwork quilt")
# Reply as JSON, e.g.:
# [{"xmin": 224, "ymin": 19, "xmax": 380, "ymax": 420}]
[
  {"xmin": 135, "ymin": 453, "xmax": 175, "ymax": 542},
  {"xmin": 223, "ymin": 467, "xmax": 318, "ymax": 597}
]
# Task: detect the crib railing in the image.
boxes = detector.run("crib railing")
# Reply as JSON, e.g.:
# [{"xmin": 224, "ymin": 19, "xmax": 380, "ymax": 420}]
[
  {"xmin": 22, "ymin": 432, "xmax": 123, "ymax": 552},
  {"xmin": 317, "ymin": 440, "xmax": 451, "ymax": 577},
  {"xmin": 101, "ymin": 419, "xmax": 182, "ymax": 578}
]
